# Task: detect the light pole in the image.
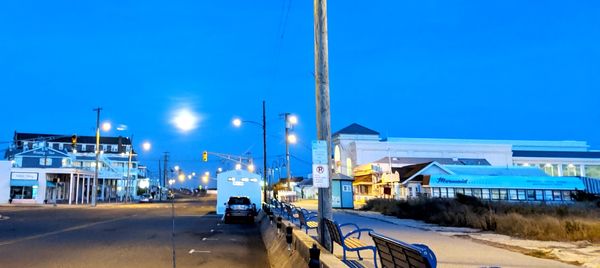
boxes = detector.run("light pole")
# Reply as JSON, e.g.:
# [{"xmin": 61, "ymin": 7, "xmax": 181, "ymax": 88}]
[
  {"xmin": 125, "ymin": 135, "xmax": 134, "ymax": 203},
  {"xmin": 282, "ymin": 113, "xmax": 298, "ymax": 190},
  {"xmin": 232, "ymin": 100, "xmax": 268, "ymax": 203},
  {"xmin": 92, "ymin": 107, "xmax": 102, "ymax": 207}
]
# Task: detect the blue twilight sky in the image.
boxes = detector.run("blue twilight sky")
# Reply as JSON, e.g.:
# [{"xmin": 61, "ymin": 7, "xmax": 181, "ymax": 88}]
[{"xmin": 1, "ymin": 1, "xmax": 599, "ymax": 188}]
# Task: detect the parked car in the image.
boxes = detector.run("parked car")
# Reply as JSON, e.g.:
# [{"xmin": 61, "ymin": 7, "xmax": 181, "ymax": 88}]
[
  {"xmin": 224, "ymin": 196, "xmax": 257, "ymax": 224},
  {"xmin": 139, "ymin": 193, "xmax": 152, "ymax": 203}
]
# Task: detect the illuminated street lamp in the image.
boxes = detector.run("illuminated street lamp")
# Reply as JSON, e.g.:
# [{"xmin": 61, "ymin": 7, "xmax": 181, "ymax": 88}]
[
  {"xmin": 248, "ymin": 164, "xmax": 255, "ymax": 173},
  {"xmin": 232, "ymin": 101, "xmax": 268, "ymax": 202},
  {"xmin": 287, "ymin": 134, "xmax": 297, "ymax": 144},
  {"xmin": 282, "ymin": 113, "xmax": 298, "ymax": 189},
  {"xmin": 174, "ymin": 165, "xmax": 180, "ymax": 172},
  {"xmin": 235, "ymin": 163, "xmax": 242, "ymax": 170}
]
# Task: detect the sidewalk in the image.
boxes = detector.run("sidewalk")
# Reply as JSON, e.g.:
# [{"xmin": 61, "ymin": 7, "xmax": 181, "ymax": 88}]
[{"xmin": 293, "ymin": 199, "xmax": 579, "ymax": 268}]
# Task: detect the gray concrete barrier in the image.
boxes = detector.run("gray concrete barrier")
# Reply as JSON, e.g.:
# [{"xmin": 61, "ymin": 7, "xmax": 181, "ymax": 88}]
[{"xmin": 259, "ymin": 213, "xmax": 346, "ymax": 268}]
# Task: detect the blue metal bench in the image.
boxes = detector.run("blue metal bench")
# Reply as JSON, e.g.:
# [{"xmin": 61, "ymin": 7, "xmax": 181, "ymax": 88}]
[
  {"xmin": 369, "ymin": 232, "xmax": 437, "ymax": 268},
  {"xmin": 296, "ymin": 208, "xmax": 318, "ymax": 234},
  {"xmin": 283, "ymin": 203, "xmax": 301, "ymax": 223},
  {"xmin": 324, "ymin": 218, "xmax": 378, "ymax": 268}
]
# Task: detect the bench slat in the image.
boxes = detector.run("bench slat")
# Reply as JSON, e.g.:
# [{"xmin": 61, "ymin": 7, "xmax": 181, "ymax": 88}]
[{"xmin": 342, "ymin": 260, "xmax": 366, "ymax": 268}]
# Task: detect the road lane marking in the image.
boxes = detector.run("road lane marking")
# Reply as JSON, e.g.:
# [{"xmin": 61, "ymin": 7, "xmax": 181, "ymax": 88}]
[
  {"xmin": 202, "ymin": 238, "xmax": 218, "ymax": 241},
  {"xmin": 188, "ymin": 249, "xmax": 211, "ymax": 254},
  {"xmin": 0, "ymin": 215, "xmax": 135, "ymax": 247}
]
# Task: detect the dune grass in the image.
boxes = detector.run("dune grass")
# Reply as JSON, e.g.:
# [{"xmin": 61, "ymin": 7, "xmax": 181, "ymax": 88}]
[{"xmin": 361, "ymin": 195, "xmax": 600, "ymax": 242}]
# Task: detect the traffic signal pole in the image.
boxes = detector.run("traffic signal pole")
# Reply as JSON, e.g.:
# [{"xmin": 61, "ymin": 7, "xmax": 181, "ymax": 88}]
[{"xmin": 314, "ymin": 0, "xmax": 333, "ymax": 250}]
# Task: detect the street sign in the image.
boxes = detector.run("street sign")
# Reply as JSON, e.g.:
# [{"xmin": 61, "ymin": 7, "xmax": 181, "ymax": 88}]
[
  {"xmin": 312, "ymin": 140, "xmax": 330, "ymax": 188},
  {"xmin": 311, "ymin": 140, "xmax": 328, "ymax": 165},
  {"xmin": 313, "ymin": 164, "xmax": 329, "ymax": 188}
]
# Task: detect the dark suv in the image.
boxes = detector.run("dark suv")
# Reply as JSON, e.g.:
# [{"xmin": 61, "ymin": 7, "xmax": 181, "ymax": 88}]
[{"xmin": 224, "ymin": 196, "xmax": 257, "ymax": 224}]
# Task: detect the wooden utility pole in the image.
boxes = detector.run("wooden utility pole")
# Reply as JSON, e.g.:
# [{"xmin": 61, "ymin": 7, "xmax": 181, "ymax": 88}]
[
  {"xmin": 262, "ymin": 100, "xmax": 268, "ymax": 202},
  {"xmin": 92, "ymin": 107, "xmax": 102, "ymax": 207},
  {"xmin": 314, "ymin": 0, "xmax": 333, "ymax": 250}
]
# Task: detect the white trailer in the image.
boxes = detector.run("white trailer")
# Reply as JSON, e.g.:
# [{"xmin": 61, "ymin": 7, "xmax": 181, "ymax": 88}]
[{"xmin": 216, "ymin": 169, "xmax": 262, "ymax": 215}]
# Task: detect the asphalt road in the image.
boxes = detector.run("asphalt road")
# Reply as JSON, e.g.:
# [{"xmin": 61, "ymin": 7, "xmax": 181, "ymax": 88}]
[{"xmin": 0, "ymin": 194, "xmax": 269, "ymax": 268}]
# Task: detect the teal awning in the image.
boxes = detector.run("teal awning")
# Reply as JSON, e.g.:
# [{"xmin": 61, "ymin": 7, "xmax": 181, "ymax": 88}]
[
  {"xmin": 10, "ymin": 179, "xmax": 38, "ymax": 187},
  {"xmin": 46, "ymin": 181, "xmax": 57, "ymax": 187}
]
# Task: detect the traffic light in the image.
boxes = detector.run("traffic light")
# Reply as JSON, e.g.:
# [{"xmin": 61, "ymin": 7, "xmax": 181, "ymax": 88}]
[
  {"xmin": 71, "ymin": 135, "xmax": 77, "ymax": 150},
  {"xmin": 202, "ymin": 151, "xmax": 208, "ymax": 162}
]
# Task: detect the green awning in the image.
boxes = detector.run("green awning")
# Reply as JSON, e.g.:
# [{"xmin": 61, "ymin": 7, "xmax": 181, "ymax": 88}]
[{"xmin": 10, "ymin": 179, "xmax": 38, "ymax": 187}]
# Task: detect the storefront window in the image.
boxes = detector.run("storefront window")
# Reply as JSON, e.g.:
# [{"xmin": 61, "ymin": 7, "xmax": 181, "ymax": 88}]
[
  {"xmin": 543, "ymin": 164, "xmax": 559, "ymax": 176},
  {"xmin": 562, "ymin": 164, "xmax": 580, "ymax": 176},
  {"xmin": 553, "ymin": 191, "xmax": 562, "ymax": 201},
  {"xmin": 472, "ymin": 189, "xmax": 482, "ymax": 199},
  {"xmin": 482, "ymin": 189, "xmax": 490, "ymax": 199},
  {"xmin": 447, "ymin": 188, "xmax": 455, "ymax": 198},
  {"xmin": 10, "ymin": 186, "xmax": 34, "ymax": 199},
  {"xmin": 509, "ymin": 190, "xmax": 518, "ymax": 200},
  {"xmin": 491, "ymin": 189, "xmax": 500, "ymax": 200},
  {"xmin": 535, "ymin": 190, "xmax": 543, "ymax": 200},
  {"xmin": 585, "ymin": 165, "xmax": 600, "ymax": 178},
  {"xmin": 544, "ymin": 190, "xmax": 553, "ymax": 201},
  {"xmin": 455, "ymin": 188, "xmax": 464, "ymax": 195},
  {"xmin": 527, "ymin": 190, "xmax": 535, "ymax": 200},
  {"xmin": 517, "ymin": 190, "xmax": 526, "ymax": 200},
  {"xmin": 499, "ymin": 189, "xmax": 508, "ymax": 200},
  {"xmin": 432, "ymin": 188, "xmax": 440, "ymax": 198},
  {"xmin": 464, "ymin": 188, "xmax": 472, "ymax": 196},
  {"xmin": 440, "ymin": 188, "xmax": 448, "ymax": 198}
]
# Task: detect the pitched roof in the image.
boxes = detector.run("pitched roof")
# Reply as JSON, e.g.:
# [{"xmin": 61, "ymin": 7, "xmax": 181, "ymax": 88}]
[
  {"xmin": 333, "ymin": 123, "xmax": 379, "ymax": 136},
  {"xmin": 14, "ymin": 132, "xmax": 131, "ymax": 145},
  {"xmin": 376, "ymin": 157, "xmax": 490, "ymax": 166},
  {"xmin": 392, "ymin": 162, "xmax": 433, "ymax": 182}
]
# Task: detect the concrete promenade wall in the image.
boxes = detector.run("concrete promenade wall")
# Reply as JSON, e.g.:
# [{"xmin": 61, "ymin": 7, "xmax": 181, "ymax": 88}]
[{"xmin": 259, "ymin": 213, "xmax": 346, "ymax": 268}]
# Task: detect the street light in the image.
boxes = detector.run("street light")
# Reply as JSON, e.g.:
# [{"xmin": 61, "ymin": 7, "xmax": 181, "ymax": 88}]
[
  {"xmin": 282, "ymin": 113, "xmax": 298, "ymax": 190},
  {"xmin": 287, "ymin": 133, "xmax": 298, "ymax": 144},
  {"xmin": 232, "ymin": 100, "xmax": 268, "ymax": 202}
]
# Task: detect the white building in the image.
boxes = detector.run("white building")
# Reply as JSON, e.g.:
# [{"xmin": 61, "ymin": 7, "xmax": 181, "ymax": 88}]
[
  {"xmin": 2, "ymin": 132, "xmax": 146, "ymax": 204},
  {"xmin": 333, "ymin": 123, "xmax": 600, "ymax": 200}
]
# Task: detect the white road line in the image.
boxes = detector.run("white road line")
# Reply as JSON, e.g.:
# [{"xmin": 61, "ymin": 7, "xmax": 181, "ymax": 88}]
[
  {"xmin": 0, "ymin": 215, "xmax": 134, "ymax": 247},
  {"xmin": 189, "ymin": 249, "xmax": 211, "ymax": 254},
  {"xmin": 202, "ymin": 238, "xmax": 218, "ymax": 241}
]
